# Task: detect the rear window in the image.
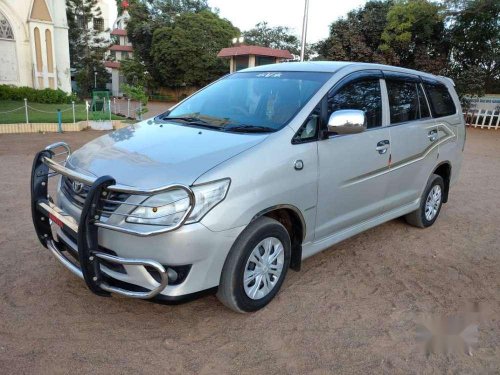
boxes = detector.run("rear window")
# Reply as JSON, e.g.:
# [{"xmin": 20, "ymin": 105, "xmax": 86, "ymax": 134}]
[
  {"xmin": 423, "ymin": 82, "xmax": 456, "ymax": 117},
  {"xmin": 386, "ymin": 80, "xmax": 431, "ymax": 124}
]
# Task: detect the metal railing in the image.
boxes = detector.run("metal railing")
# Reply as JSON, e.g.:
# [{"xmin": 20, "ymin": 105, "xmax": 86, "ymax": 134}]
[{"xmin": 464, "ymin": 109, "xmax": 500, "ymax": 130}]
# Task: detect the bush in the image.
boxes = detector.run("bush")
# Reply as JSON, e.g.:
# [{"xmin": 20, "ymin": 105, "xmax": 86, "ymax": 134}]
[{"xmin": 0, "ymin": 85, "xmax": 77, "ymax": 104}]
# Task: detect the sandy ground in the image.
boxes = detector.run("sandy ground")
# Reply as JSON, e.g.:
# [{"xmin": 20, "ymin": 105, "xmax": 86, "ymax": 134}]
[{"xmin": 0, "ymin": 128, "xmax": 498, "ymax": 374}]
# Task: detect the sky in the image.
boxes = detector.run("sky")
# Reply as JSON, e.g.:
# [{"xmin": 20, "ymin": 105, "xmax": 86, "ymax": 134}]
[{"xmin": 208, "ymin": 0, "xmax": 368, "ymax": 43}]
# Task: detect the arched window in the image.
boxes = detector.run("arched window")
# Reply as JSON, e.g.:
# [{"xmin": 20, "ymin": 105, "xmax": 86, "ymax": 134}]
[{"xmin": 0, "ymin": 11, "xmax": 14, "ymax": 40}]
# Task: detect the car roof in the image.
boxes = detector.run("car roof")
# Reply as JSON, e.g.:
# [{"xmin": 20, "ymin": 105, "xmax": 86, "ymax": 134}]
[{"xmin": 242, "ymin": 61, "xmax": 451, "ymax": 84}]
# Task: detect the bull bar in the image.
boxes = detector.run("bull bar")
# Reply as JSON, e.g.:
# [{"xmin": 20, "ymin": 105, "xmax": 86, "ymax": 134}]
[{"xmin": 30, "ymin": 142, "xmax": 195, "ymax": 299}]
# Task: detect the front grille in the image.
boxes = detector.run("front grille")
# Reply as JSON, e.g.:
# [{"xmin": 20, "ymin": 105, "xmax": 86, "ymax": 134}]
[{"xmin": 61, "ymin": 176, "xmax": 130, "ymax": 216}]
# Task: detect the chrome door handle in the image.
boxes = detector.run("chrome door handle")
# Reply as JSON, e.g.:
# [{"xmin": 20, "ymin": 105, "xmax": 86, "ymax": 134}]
[
  {"xmin": 428, "ymin": 129, "xmax": 438, "ymax": 142},
  {"xmin": 376, "ymin": 140, "xmax": 390, "ymax": 154}
]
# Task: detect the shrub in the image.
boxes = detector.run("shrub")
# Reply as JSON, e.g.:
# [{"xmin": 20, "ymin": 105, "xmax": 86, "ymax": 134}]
[{"xmin": 0, "ymin": 85, "xmax": 77, "ymax": 104}]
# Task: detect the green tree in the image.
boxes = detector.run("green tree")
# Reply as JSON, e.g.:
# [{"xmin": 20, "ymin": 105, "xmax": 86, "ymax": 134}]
[
  {"xmin": 446, "ymin": 0, "xmax": 500, "ymax": 96},
  {"xmin": 243, "ymin": 22, "xmax": 301, "ymax": 56},
  {"xmin": 315, "ymin": 1, "xmax": 393, "ymax": 62},
  {"xmin": 120, "ymin": 58, "xmax": 152, "ymax": 88},
  {"xmin": 379, "ymin": 0, "xmax": 448, "ymax": 74},
  {"xmin": 150, "ymin": 11, "xmax": 238, "ymax": 88},
  {"xmin": 126, "ymin": 0, "xmax": 211, "ymax": 84},
  {"xmin": 66, "ymin": 0, "xmax": 111, "ymax": 97}
]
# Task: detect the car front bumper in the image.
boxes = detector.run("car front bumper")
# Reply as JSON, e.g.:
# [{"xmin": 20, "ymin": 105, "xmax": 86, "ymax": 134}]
[{"xmin": 31, "ymin": 142, "xmax": 243, "ymax": 301}]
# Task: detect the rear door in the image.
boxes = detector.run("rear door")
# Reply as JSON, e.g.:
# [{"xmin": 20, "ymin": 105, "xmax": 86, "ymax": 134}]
[
  {"xmin": 383, "ymin": 72, "xmax": 438, "ymax": 211},
  {"xmin": 315, "ymin": 71, "xmax": 391, "ymax": 239}
]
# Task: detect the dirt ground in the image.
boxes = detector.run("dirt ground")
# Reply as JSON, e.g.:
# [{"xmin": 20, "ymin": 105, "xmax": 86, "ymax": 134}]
[{"xmin": 0, "ymin": 128, "xmax": 498, "ymax": 374}]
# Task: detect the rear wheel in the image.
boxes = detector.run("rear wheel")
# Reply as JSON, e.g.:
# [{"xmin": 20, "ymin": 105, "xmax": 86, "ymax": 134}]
[
  {"xmin": 405, "ymin": 174, "xmax": 444, "ymax": 228},
  {"xmin": 217, "ymin": 217, "xmax": 291, "ymax": 313}
]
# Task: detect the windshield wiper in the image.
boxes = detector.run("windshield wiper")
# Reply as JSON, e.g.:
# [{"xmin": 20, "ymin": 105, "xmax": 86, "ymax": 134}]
[
  {"xmin": 224, "ymin": 125, "xmax": 275, "ymax": 133},
  {"xmin": 156, "ymin": 115, "xmax": 222, "ymax": 130}
]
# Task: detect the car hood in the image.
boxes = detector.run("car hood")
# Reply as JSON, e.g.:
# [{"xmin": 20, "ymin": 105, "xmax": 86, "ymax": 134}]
[{"xmin": 67, "ymin": 121, "xmax": 268, "ymax": 188}]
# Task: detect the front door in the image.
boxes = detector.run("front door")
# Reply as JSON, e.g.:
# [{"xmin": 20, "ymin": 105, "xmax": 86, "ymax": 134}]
[{"xmin": 315, "ymin": 73, "xmax": 391, "ymax": 240}]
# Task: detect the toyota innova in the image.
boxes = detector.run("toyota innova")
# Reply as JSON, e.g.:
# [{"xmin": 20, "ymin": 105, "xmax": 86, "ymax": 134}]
[{"xmin": 31, "ymin": 62, "xmax": 465, "ymax": 312}]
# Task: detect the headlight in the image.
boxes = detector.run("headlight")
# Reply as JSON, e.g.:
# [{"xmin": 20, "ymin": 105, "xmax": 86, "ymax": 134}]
[{"xmin": 125, "ymin": 179, "xmax": 230, "ymax": 226}]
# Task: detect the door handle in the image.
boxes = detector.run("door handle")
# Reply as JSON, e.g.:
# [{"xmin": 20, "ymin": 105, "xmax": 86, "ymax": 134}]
[
  {"xmin": 428, "ymin": 129, "xmax": 438, "ymax": 142},
  {"xmin": 376, "ymin": 140, "xmax": 390, "ymax": 154}
]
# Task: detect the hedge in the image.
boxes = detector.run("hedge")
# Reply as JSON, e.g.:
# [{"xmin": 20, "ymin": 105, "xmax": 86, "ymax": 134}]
[{"xmin": 0, "ymin": 85, "xmax": 77, "ymax": 104}]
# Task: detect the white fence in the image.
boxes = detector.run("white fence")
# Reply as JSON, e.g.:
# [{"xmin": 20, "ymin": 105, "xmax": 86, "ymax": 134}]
[
  {"xmin": 464, "ymin": 95, "xmax": 500, "ymax": 130},
  {"xmin": 110, "ymin": 98, "xmax": 143, "ymax": 120},
  {"xmin": 464, "ymin": 109, "xmax": 500, "ymax": 129}
]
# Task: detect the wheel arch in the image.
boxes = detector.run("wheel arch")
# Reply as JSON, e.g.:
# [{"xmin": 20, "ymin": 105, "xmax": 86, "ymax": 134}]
[
  {"xmin": 433, "ymin": 161, "xmax": 452, "ymax": 203},
  {"xmin": 251, "ymin": 205, "xmax": 305, "ymax": 271}
]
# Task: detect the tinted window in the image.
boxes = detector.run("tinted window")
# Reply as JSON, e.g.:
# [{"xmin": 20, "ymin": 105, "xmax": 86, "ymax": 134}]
[
  {"xmin": 328, "ymin": 79, "xmax": 382, "ymax": 129},
  {"xmin": 423, "ymin": 82, "xmax": 456, "ymax": 117},
  {"xmin": 387, "ymin": 80, "xmax": 420, "ymax": 124},
  {"xmin": 164, "ymin": 71, "xmax": 331, "ymax": 132}
]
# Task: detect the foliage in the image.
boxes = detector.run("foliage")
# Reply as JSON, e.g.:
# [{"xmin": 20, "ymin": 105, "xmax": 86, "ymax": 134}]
[
  {"xmin": 315, "ymin": 1, "xmax": 393, "ymax": 63},
  {"xmin": 445, "ymin": 0, "xmax": 500, "ymax": 96},
  {"xmin": 120, "ymin": 58, "xmax": 152, "ymax": 88},
  {"xmin": 150, "ymin": 11, "xmax": 238, "ymax": 88},
  {"xmin": 243, "ymin": 22, "xmax": 301, "ymax": 57},
  {"xmin": 0, "ymin": 85, "xmax": 77, "ymax": 104},
  {"xmin": 126, "ymin": 0, "xmax": 212, "ymax": 85},
  {"xmin": 379, "ymin": 0, "xmax": 448, "ymax": 74},
  {"xmin": 316, "ymin": 0, "xmax": 499, "ymax": 98},
  {"xmin": 121, "ymin": 84, "xmax": 148, "ymax": 118},
  {"xmin": 66, "ymin": 0, "xmax": 111, "ymax": 98}
]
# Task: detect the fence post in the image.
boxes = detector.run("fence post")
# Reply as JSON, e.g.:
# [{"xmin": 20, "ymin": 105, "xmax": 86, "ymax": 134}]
[
  {"xmin": 72, "ymin": 101, "xmax": 76, "ymax": 124},
  {"xmin": 127, "ymin": 98, "xmax": 130, "ymax": 118},
  {"xmin": 109, "ymin": 99, "xmax": 112, "ymax": 121},
  {"xmin": 138, "ymin": 102, "xmax": 142, "ymax": 121},
  {"xmin": 24, "ymin": 98, "xmax": 29, "ymax": 124},
  {"xmin": 57, "ymin": 109, "xmax": 62, "ymax": 133},
  {"xmin": 85, "ymin": 100, "xmax": 89, "ymax": 127}
]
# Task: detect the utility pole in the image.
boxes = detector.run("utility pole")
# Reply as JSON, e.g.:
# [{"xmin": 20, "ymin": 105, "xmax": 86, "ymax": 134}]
[{"xmin": 300, "ymin": 0, "xmax": 310, "ymax": 61}]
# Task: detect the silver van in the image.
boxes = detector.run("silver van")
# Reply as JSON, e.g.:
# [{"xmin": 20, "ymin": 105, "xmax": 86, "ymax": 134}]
[{"xmin": 31, "ymin": 62, "xmax": 465, "ymax": 312}]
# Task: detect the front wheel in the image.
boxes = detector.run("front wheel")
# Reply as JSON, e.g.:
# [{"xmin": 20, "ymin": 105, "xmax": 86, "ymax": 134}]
[
  {"xmin": 217, "ymin": 217, "xmax": 291, "ymax": 313},
  {"xmin": 405, "ymin": 174, "xmax": 444, "ymax": 228}
]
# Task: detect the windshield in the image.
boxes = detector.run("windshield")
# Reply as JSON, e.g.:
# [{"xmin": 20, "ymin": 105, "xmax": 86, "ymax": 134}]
[{"xmin": 157, "ymin": 71, "xmax": 331, "ymax": 132}]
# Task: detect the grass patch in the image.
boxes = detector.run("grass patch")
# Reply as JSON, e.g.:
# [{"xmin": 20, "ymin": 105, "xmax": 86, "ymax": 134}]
[{"xmin": 0, "ymin": 100, "xmax": 126, "ymax": 124}]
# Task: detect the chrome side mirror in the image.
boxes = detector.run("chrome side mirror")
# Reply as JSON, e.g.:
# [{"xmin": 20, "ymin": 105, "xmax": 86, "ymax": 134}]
[{"xmin": 327, "ymin": 109, "xmax": 367, "ymax": 135}]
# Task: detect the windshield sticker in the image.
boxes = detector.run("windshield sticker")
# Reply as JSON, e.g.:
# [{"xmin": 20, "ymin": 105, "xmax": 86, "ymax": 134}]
[{"xmin": 256, "ymin": 72, "xmax": 282, "ymax": 78}]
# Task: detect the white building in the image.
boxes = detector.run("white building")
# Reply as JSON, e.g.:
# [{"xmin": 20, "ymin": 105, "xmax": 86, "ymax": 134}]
[
  {"xmin": 104, "ymin": 9, "xmax": 131, "ymax": 97},
  {"xmin": 0, "ymin": 0, "xmax": 71, "ymax": 92}
]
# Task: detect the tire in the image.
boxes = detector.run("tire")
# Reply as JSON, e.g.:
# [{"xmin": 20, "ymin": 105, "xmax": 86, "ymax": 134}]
[
  {"xmin": 405, "ymin": 174, "xmax": 445, "ymax": 228},
  {"xmin": 217, "ymin": 217, "xmax": 291, "ymax": 313}
]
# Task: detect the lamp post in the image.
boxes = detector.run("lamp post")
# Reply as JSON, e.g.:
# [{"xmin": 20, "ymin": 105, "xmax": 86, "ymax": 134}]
[
  {"xmin": 94, "ymin": 71, "xmax": 97, "ymax": 89},
  {"xmin": 300, "ymin": 0, "xmax": 310, "ymax": 61}
]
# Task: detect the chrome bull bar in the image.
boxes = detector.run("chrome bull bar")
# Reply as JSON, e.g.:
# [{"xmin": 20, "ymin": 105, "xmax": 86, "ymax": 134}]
[{"xmin": 31, "ymin": 142, "xmax": 194, "ymax": 299}]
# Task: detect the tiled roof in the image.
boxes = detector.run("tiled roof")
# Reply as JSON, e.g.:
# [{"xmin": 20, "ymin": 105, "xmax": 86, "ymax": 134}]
[
  {"xmin": 104, "ymin": 61, "xmax": 121, "ymax": 69},
  {"xmin": 217, "ymin": 45, "xmax": 293, "ymax": 59},
  {"xmin": 109, "ymin": 44, "xmax": 133, "ymax": 52},
  {"xmin": 111, "ymin": 28, "xmax": 127, "ymax": 36}
]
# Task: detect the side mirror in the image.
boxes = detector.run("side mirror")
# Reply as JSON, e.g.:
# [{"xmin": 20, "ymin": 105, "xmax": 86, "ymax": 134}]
[{"xmin": 327, "ymin": 109, "xmax": 366, "ymax": 135}]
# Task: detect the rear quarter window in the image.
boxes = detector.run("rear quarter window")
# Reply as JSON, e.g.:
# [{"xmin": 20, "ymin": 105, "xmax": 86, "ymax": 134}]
[{"xmin": 423, "ymin": 82, "xmax": 456, "ymax": 118}]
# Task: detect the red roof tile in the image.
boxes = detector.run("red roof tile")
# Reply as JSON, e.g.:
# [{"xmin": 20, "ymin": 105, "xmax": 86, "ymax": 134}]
[
  {"xmin": 217, "ymin": 45, "xmax": 293, "ymax": 59},
  {"xmin": 109, "ymin": 44, "xmax": 133, "ymax": 52},
  {"xmin": 104, "ymin": 61, "xmax": 121, "ymax": 69},
  {"xmin": 111, "ymin": 28, "xmax": 127, "ymax": 36}
]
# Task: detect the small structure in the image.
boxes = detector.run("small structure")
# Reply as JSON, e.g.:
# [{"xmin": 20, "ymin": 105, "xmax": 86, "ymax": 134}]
[
  {"xmin": 217, "ymin": 45, "xmax": 293, "ymax": 73},
  {"xmin": 104, "ymin": 2, "xmax": 132, "ymax": 96}
]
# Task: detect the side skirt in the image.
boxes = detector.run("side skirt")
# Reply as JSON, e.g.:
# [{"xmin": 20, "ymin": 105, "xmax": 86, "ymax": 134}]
[{"xmin": 302, "ymin": 199, "xmax": 420, "ymax": 259}]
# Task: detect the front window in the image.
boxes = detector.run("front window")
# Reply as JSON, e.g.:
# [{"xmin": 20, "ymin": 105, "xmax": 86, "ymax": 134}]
[{"xmin": 160, "ymin": 71, "xmax": 331, "ymax": 133}]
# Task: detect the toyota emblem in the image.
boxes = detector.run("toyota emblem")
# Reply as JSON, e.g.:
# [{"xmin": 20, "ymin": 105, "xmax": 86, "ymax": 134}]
[{"xmin": 72, "ymin": 180, "xmax": 84, "ymax": 194}]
